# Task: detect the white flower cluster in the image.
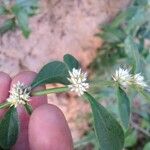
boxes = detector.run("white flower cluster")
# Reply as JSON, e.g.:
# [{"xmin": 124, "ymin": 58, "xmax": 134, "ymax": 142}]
[
  {"xmin": 67, "ymin": 68, "xmax": 89, "ymax": 96},
  {"xmin": 112, "ymin": 67, "xmax": 148, "ymax": 89},
  {"xmin": 112, "ymin": 68, "xmax": 132, "ymax": 88},
  {"xmin": 7, "ymin": 81, "xmax": 31, "ymax": 107}
]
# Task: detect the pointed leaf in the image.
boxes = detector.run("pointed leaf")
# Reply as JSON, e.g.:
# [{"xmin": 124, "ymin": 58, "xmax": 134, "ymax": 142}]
[
  {"xmin": 12, "ymin": 5, "xmax": 31, "ymax": 38},
  {"xmin": 143, "ymin": 142, "xmax": 150, "ymax": 150},
  {"xmin": 31, "ymin": 61, "xmax": 69, "ymax": 88},
  {"xmin": 0, "ymin": 107, "xmax": 19, "ymax": 149},
  {"xmin": 84, "ymin": 92, "xmax": 124, "ymax": 150},
  {"xmin": 124, "ymin": 36, "xmax": 143, "ymax": 73},
  {"xmin": 124, "ymin": 130, "xmax": 137, "ymax": 147},
  {"xmin": 16, "ymin": 0, "xmax": 38, "ymax": 14},
  {"xmin": 110, "ymin": 7, "xmax": 137, "ymax": 28},
  {"xmin": 117, "ymin": 87, "xmax": 130, "ymax": 128},
  {"xmin": 63, "ymin": 54, "xmax": 80, "ymax": 70},
  {"xmin": 100, "ymin": 27, "xmax": 125, "ymax": 43},
  {"xmin": 0, "ymin": 6, "xmax": 8, "ymax": 15},
  {"xmin": 0, "ymin": 19, "xmax": 16, "ymax": 36},
  {"xmin": 125, "ymin": 8, "xmax": 150, "ymax": 35}
]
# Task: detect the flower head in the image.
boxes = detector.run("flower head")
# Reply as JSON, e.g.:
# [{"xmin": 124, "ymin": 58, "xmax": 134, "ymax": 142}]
[
  {"xmin": 133, "ymin": 73, "xmax": 148, "ymax": 88},
  {"xmin": 112, "ymin": 67, "xmax": 132, "ymax": 88},
  {"xmin": 7, "ymin": 81, "xmax": 31, "ymax": 107},
  {"xmin": 67, "ymin": 68, "xmax": 89, "ymax": 96}
]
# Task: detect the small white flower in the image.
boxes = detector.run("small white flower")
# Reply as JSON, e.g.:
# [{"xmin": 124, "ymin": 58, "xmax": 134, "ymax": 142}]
[
  {"xmin": 132, "ymin": 73, "xmax": 148, "ymax": 88},
  {"xmin": 112, "ymin": 67, "xmax": 132, "ymax": 88},
  {"xmin": 7, "ymin": 81, "xmax": 31, "ymax": 107},
  {"xmin": 67, "ymin": 68, "xmax": 89, "ymax": 96}
]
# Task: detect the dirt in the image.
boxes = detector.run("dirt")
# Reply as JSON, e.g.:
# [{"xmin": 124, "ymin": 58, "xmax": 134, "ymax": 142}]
[{"xmin": 0, "ymin": 0, "xmax": 130, "ymax": 141}]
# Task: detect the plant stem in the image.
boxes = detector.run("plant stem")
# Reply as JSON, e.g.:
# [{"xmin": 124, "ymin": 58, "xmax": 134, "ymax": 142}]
[
  {"xmin": 24, "ymin": 103, "xmax": 33, "ymax": 115},
  {"xmin": 139, "ymin": 89, "xmax": 150, "ymax": 101},
  {"xmin": 31, "ymin": 86, "xmax": 69, "ymax": 96},
  {"xmin": 90, "ymin": 80, "xmax": 114, "ymax": 88},
  {"xmin": 0, "ymin": 102, "xmax": 10, "ymax": 109},
  {"xmin": 131, "ymin": 121, "xmax": 150, "ymax": 137}
]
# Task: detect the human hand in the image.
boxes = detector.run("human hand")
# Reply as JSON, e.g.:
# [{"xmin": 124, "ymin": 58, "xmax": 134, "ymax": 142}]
[{"xmin": 0, "ymin": 71, "xmax": 73, "ymax": 150}]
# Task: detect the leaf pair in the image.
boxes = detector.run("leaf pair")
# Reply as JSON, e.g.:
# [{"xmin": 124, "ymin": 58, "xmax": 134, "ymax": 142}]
[{"xmin": 31, "ymin": 54, "xmax": 80, "ymax": 88}]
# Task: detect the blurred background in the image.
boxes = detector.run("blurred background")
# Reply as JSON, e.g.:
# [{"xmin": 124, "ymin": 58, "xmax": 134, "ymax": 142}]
[{"xmin": 0, "ymin": 0, "xmax": 150, "ymax": 149}]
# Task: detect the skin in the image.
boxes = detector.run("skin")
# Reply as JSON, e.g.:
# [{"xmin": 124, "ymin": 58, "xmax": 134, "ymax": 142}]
[{"xmin": 0, "ymin": 71, "xmax": 73, "ymax": 150}]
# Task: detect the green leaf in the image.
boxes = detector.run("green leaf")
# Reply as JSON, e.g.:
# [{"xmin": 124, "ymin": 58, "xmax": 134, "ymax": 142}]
[
  {"xmin": 84, "ymin": 92, "xmax": 124, "ymax": 150},
  {"xmin": 124, "ymin": 36, "xmax": 143, "ymax": 73},
  {"xmin": 74, "ymin": 132, "xmax": 95, "ymax": 149},
  {"xmin": 143, "ymin": 142, "xmax": 150, "ymax": 150},
  {"xmin": 0, "ymin": 5, "xmax": 8, "ymax": 15},
  {"xmin": 16, "ymin": 0, "xmax": 38, "ymax": 6},
  {"xmin": 31, "ymin": 61, "xmax": 69, "ymax": 88},
  {"xmin": 0, "ymin": 107, "xmax": 19, "ymax": 149},
  {"xmin": 110, "ymin": 6, "xmax": 138, "ymax": 28},
  {"xmin": 125, "ymin": 8, "xmax": 150, "ymax": 35},
  {"xmin": 134, "ymin": 0, "xmax": 149, "ymax": 6},
  {"xmin": 116, "ymin": 86, "xmax": 130, "ymax": 129},
  {"xmin": 16, "ymin": 0, "xmax": 38, "ymax": 16},
  {"xmin": 12, "ymin": 5, "xmax": 31, "ymax": 38},
  {"xmin": 137, "ymin": 23, "xmax": 150, "ymax": 39},
  {"xmin": 100, "ymin": 27, "xmax": 125, "ymax": 43},
  {"xmin": 0, "ymin": 19, "xmax": 16, "ymax": 36},
  {"xmin": 63, "ymin": 54, "xmax": 80, "ymax": 70},
  {"xmin": 125, "ymin": 130, "xmax": 137, "ymax": 147},
  {"xmin": 139, "ymin": 89, "xmax": 150, "ymax": 101}
]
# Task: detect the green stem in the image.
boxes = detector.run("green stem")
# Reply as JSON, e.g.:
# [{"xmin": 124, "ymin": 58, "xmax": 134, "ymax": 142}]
[
  {"xmin": 90, "ymin": 80, "xmax": 114, "ymax": 86},
  {"xmin": 138, "ymin": 88, "xmax": 150, "ymax": 101},
  {"xmin": 89, "ymin": 80, "xmax": 114, "ymax": 89},
  {"xmin": 0, "ymin": 102, "xmax": 10, "ymax": 109},
  {"xmin": 24, "ymin": 103, "xmax": 33, "ymax": 115},
  {"xmin": 31, "ymin": 86, "xmax": 69, "ymax": 96},
  {"xmin": 131, "ymin": 121, "xmax": 150, "ymax": 137}
]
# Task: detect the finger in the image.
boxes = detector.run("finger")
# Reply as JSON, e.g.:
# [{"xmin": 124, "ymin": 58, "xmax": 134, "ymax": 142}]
[
  {"xmin": 0, "ymin": 72, "xmax": 11, "ymax": 118},
  {"xmin": 29, "ymin": 104, "xmax": 73, "ymax": 150},
  {"xmin": 11, "ymin": 71, "xmax": 47, "ymax": 150},
  {"xmin": 11, "ymin": 71, "xmax": 47, "ymax": 107}
]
